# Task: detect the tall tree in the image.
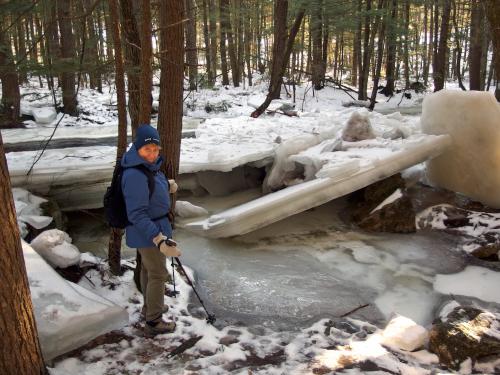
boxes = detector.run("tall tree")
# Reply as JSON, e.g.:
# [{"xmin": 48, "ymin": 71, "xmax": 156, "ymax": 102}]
[
  {"xmin": 469, "ymin": 0, "xmax": 483, "ymax": 90},
  {"xmin": 107, "ymin": 0, "xmax": 129, "ymax": 276},
  {"xmin": 120, "ymin": 0, "xmax": 141, "ymax": 136},
  {"xmin": 158, "ymin": 0, "xmax": 184, "ymax": 181},
  {"xmin": 433, "ymin": 0, "xmax": 451, "ymax": 91},
  {"xmin": 0, "ymin": 22, "xmax": 21, "ymax": 127},
  {"xmin": 311, "ymin": 0, "xmax": 324, "ymax": 90},
  {"xmin": 0, "ymin": 133, "xmax": 48, "ymax": 375},
  {"xmin": 220, "ymin": 0, "xmax": 239, "ymax": 86},
  {"xmin": 185, "ymin": 0, "xmax": 198, "ymax": 90},
  {"xmin": 382, "ymin": 0, "xmax": 397, "ymax": 96},
  {"xmin": 139, "ymin": 0, "xmax": 152, "ymax": 124},
  {"xmin": 484, "ymin": 0, "xmax": 500, "ymax": 100},
  {"xmin": 251, "ymin": 1, "xmax": 305, "ymax": 118},
  {"xmin": 56, "ymin": 0, "xmax": 78, "ymax": 115}
]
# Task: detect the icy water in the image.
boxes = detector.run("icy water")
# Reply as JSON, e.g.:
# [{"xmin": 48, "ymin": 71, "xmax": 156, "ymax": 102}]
[{"xmin": 67, "ymin": 190, "xmax": 467, "ymax": 331}]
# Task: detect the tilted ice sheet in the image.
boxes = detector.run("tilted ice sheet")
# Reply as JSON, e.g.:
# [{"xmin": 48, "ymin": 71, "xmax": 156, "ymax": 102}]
[
  {"xmin": 23, "ymin": 241, "xmax": 128, "ymax": 360},
  {"xmin": 185, "ymin": 134, "xmax": 451, "ymax": 238}
]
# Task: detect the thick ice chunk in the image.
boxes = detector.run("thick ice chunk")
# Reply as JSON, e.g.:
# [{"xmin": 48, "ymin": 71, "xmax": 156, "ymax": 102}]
[
  {"xmin": 30, "ymin": 229, "xmax": 81, "ymax": 268},
  {"xmin": 381, "ymin": 315, "xmax": 428, "ymax": 351},
  {"xmin": 32, "ymin": 107, "xmax": 57, "ymax": 124},
  {"xmin": 12, "ymin": 188, "xmax": 52, "ymax": 237},
  {"xmin": 23, "ymin": 242, "xmax": 128, "ymax": 360},
  {"xmin": 175, "ymin": 200, "xmax": 209, "ymax": 218},
  {"xmin": 421, "ymin": 90, "xmax": 500, "ymax": 208}
]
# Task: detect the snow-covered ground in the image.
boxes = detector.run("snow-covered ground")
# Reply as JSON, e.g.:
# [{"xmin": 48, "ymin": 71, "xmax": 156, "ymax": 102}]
[{"xmin": 3, "ymin": 77, "xmax": 500, "ymax": 374}]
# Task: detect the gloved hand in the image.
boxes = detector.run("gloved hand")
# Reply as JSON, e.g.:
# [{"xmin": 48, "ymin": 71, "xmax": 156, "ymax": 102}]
[
  {"xmin": 152, "ymin": 233, "xmax": 181, "ymax": 257},
  {"xmin": 168, "ymin": 179, "xmax": 178, "ymax": 194}
]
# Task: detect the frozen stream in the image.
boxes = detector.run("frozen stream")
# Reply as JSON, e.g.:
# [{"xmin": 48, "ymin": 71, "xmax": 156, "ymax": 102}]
[{"xmin": 67, "ymin": 189, "xmax": 472, "ymax": 331}]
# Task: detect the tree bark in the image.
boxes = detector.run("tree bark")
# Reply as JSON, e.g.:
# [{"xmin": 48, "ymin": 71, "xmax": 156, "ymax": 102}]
[
  {"xmin": 57, "ymin": 0, "xmax": 78, "ymax": 115},
  {"xmin": 158, "ymin": 0, "xmax": 184, "ymax": 201},
  {"xmin": 469, "ymin": 0, "xmax": 483, "ymax": 90},
  {"xmin": 433, "ymin": 0, "xmax": 451, "ymax": 92},
  {"xmin": 202, "ymin": 0, "xmax": 214, "ymax": 85},
  {"xmin": 0, "ymin": 132, "xmax": 48, "ymax": 375},
  {"xmin": 219, "ymin": 0, "xmax": 230, "ymax": 85},
  {"xmin": 107, "ymin": 0, "xmax": 128, "ymax": 275},
  {"xmin": 383, "ymin": 0, "xmax": 397, "ymax": 96},
  {"xmin": 484, "ymin": 0, "xmax": 500, "ymax": 100},
  {"xmin": 120, "ymin": 0, "xmax": 141, "ymax": 137},
  {"xmin": 185, "ymin": 0, "xmax": 198, "ymax": 90},
  {"xmin": 208, "ymin": 0, "xmax": 218, "ymax": 83},
  {"xmin": 369, "ymin": 0, "xmax": 387, "ymax": 110},
  {"xmin": 138, "ymin": 0, "xmax": 152, "ymax": 124},
  {"xmin": 311, "ymin": 0, "xmax": 324, "ymax": 90},
  {"xmin": 220, "ymin": 0, "xmax": 239, "ymax": 86},
  {"xmin": 0, "ymin": 26, "xmax": 21, "ymax": 127}
]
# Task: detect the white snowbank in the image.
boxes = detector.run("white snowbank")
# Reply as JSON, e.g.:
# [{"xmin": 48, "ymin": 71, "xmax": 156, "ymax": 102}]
[
  {"xmin": 30, "ymin": 229, "xmax": 80, "ymax": 268},
  {"xmin": 23, "ymin": 241, "xmax": 128, "ymax": 360},
  {"xmin": 381, "ymin": 315, "xmax": 428, "ymax": 351},
  {"xmin": 434, "ymin": 266, "xmax": 500, "ymax": 303},
  {"xmin": 32, "ymin": 107, "xmax": 57, "ymax": 124},
  {"xmin": 421, "ymin": 90, "xmax": 500, "ymax": 208}
]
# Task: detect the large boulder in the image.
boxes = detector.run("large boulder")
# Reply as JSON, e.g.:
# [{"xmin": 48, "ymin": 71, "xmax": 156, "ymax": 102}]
[
  {"xmin": 421, "ymin": 90, "xmax": 500, "ymax": 208},
  {"xmin": 429, "ymin": 304, "xmax": 500, "ymax": 370}
]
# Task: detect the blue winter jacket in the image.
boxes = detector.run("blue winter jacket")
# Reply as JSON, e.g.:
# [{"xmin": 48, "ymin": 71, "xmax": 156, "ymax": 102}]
[{"xmin": 121, "ymin": 144, "xmax": 173, "ymax": 248}]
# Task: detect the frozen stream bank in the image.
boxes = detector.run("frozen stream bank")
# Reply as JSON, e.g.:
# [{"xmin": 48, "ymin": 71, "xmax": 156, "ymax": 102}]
[{"xmin": 68, "ymin": 190, "xmax": 476, "ymax": 332}]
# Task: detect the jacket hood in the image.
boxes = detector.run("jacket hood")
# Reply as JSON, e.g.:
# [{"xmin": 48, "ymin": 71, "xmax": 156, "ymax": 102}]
[{"xmin": 121, "ymin": 144, "xmax": 163, "ymax": 171}]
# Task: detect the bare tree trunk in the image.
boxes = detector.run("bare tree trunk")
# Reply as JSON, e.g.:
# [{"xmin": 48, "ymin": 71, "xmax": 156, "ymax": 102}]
[
  {"xmin": 403, "ymin": 0, "xmax": 410, "ymax": 88},
  {"xmin": 219, "ymin": 0, "xmax": 230, "ymax": 85},
  {"xmin": 451, "ymin": 0, "xmax": 466, "ymax": 90},
  {"xmin": 120, "ymin": 0, "xmax": 141, "ymax": 137},
  {"xmin": 16, "ymin": 16, "xmax": 27, "ymax": 84},
  {"xmin": 311, "ymin": 0, "xmax": 324, "ymax": 90},
  {"xmin": 469, "ymin": 0, "xmax": 483, "ymax": 90},
  {"xmin": 251, "ymin": 4, "xmax": 306, "ymax": 118},
  {"xmin": 139, "ymin": 0, "xmax": 152, "ymax": 124},
  {"xmin": 57, "ymin": 0, "xmax": 78, "ymax": 115},
  {"xmin": 202, "ymin": 0, "xmax": 214, "ymax": 84},
  {"xmin": 244, "ymin": 0, "xmax": 253, "ymax": 86},
  {"xmin": 107, "ymin": 0, "xmax": 128, "ymax": 276},
  {"xmin": 484, "ymin": 0, "xmax": 500, "ymax": 100},
  {"xmin": 220, "ymin": 0, "xmax": 239, "ymax": 86},
  {"xmin": 158, "ymin": 0, "xmax": 184, "ymax": 181},
  {"xmin": 369, "ymin": 0, "xmax": 387, "ymax": 110},
  {"xmin": 433, "ymin": 0, "xmax": 451, "ymax": 91},
  {"xmin": 0, "ymin": 28, "xmax": 21, "ymax": 127},
  {"xmin": 185, "ymin": 0, "xmax": 198, "ymax": 90},
  {"xmin": 84, "ymin": 0, "xmax": 101, "ymax": 92},
  {"xmin": 383, "ymin": 0, "xmax": 397, "ymax": 96},
  {"xmin": 358, "ymin": 0, "xmax": 372, "ymax": 100},
  {"xmin": 0, "ymin": 133, "xmax": 48, "ymax": 375},
  {"xmin": 208, "ymin": 0, "xmax": 218, "ymax": 82}
]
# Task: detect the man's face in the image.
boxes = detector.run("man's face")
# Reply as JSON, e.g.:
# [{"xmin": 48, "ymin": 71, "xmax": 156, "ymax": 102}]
[{"xmin": 138, "ymin": 143, "xmax": 161, "ymax": 163}]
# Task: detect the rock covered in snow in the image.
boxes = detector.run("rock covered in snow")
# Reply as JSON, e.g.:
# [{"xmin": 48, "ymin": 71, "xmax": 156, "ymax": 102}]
[
  {"xmin": 421, "ymin": 90, "xmax": 500, "ymax": 208},
  {"xmin": 381, "ymin": 315, "xmax": 428, "ymax": 351},
  {"xmin": 30, "ymin": 229, "xmax": 81, "ymax": 268},
  {"xmin": 429, "ymin": 304, "xmax": 500, "ymax": 370},
  {"xmin": 175, "ymin": 200, "xmax": 209, "ymax": 218},
  {"xmin": 341, "ymin": 112, "xmax": 375, "ymax": 142}
]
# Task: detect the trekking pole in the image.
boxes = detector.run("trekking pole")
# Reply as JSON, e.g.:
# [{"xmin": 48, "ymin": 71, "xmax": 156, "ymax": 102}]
[{"xmin": 173, "ymin": 257, "xmax": 216, "ymax": 325}]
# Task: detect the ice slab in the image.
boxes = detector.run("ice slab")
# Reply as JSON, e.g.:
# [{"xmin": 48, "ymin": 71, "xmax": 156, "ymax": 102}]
[
  {"xmin": 23, "ymin": 241, "xmax": 128, "ymax": 361},
  {"xmin": 32, "ymin": 107, "xmax": 57, "ymax": 124},
  {"xmin": 422, "ymin": 90, "xmax": 500, "ymax": 208},
  {"xmin": 185, "ymin": 134, "xmax": 451, "ymax": 237}
]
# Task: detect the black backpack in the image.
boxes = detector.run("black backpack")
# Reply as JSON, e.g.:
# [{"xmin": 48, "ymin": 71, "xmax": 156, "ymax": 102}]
[{"xmin": 103, "ymin": 164, "xmax": 156, "ymax": 228}]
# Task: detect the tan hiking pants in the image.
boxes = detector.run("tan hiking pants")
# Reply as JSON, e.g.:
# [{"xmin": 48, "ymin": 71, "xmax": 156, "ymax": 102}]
[{"xmin": 138, "ymin": 247, "xmax": 168, "ymax": 322}]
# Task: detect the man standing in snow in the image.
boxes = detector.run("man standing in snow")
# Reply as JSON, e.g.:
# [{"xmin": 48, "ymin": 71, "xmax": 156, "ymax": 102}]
[{"xmin": 121, "ymin": 124, "xmax": 180, "ymax": 335}]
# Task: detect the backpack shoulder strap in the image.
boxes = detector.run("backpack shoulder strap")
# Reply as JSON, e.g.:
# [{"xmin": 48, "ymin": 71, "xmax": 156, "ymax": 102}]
[{"xmin": 133, "ymin": 165, "xmax": 156, "ymax": 199}]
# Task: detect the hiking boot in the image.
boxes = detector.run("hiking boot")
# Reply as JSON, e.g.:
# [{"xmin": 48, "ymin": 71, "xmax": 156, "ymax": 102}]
[
  {"xmin": 140, "ymin": 305, "xmax": 169, "ymax": 320},
  {"xmin": 144, "ymin": 319, "xmax": 176, "ymax": 336}
]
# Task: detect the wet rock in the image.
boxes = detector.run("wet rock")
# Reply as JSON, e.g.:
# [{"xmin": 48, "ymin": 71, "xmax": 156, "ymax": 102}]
[
  {"xmin": 470, "ymin": 243, "xmax": 500, "ymax": 261},
  {"xmin": 333, "ymin": 321, "xmax": 360, "ymax": 334},
  {"xmin": 350, "ymin": 174, "xmax": 406, "ymax": 211},
  {"xmin": 357, "ymin": 191, "xmax": 416, "ymax": 233},
  {"xmin": 219, "ymin": 335, "xmax": 239, "ymax": 346},
  {"xmin": 429, "ymin": 305, "xmax": 500, "ymax": 370}
]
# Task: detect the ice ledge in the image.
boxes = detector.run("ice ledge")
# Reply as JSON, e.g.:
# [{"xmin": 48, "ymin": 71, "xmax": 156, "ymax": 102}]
[
  {"xmin": 185, "ymin": 134, "xmax": 451, "ymax": 238},
  {"xmin": 23, "ymin": 241, "xmax": 128, "ymax": 361}
]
